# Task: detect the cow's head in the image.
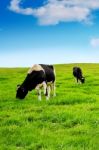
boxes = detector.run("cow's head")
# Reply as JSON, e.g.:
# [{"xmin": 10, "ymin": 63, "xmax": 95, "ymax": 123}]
[
  {"xmin": 16, "ymin": 85, "xmax": 28, "ymax": 99},
  {"xmin": 81, "ymin": 77, "xmax": 85, "ymax": 83}
]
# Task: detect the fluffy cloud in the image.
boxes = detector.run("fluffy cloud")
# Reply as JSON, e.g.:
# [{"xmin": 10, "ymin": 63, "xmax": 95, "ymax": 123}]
[
  {"xmin": 8, "ymin": 0, "xmax": 99, "ymax": 25},
  {"xmin": 90, "ymin": 38, "xmax": 99, "ymax": 47}
]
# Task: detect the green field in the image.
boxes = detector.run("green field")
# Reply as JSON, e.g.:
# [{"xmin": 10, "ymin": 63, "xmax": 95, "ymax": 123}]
[{"xmin": 0, "ymin": 64, "xmax": 99, "ymax": 150}]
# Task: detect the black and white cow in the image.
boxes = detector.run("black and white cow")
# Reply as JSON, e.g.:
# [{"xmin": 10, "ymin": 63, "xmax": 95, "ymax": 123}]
[
  {"xmin": 73, "ymin": 67, "xmax": 85, "ymax": 83},
  {"xmin": 16, "ymin": 64, "xmax": 56, "ymax": 100}
]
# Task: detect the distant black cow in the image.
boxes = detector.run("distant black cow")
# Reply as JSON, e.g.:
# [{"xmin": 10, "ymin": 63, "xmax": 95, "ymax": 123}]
[
  {"xmin": 16, "ymin": 64, "xmax": 56, "ymax": 100},
  {"xmin": 73, "ymin": 67, "xmax": 85, "ymax": 83}
]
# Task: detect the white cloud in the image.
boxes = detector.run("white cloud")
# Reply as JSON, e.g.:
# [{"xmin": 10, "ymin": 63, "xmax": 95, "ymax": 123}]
[
  {"xmin": 90, "ymin": 38, "xmax": 99, "ymax": 47},
  {"xmin": 8, "ymin": 0, "xmax": 99, "ymax": 25}
]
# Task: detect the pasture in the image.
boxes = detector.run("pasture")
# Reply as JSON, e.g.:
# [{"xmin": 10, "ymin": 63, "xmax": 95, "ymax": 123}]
[{"xmin": 0, "ymin": 64, "xmax": 99, "ymax": 150}]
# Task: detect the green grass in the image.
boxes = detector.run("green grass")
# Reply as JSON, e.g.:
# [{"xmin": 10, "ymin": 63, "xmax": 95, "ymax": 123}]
[{"xmin": 0, "ymin": 63, "xmax": 99, "ymax": 150}]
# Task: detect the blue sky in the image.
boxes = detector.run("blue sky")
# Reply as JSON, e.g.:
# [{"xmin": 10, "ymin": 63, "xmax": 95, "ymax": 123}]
[{"xmin": 0, "ymin": 0, "xmax": 99, "ymax": 67}]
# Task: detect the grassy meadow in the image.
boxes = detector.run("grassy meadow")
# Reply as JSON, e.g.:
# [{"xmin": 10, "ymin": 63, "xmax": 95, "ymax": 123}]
[{"xmin": 0, "ymin": 63, "xmax": 99, "ymax": 150}]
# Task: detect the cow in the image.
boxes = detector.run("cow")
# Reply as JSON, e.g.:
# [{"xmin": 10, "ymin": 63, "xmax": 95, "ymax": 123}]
[
  {"xmin": 73, "ymin": 67, "xmax": 85, "ymax": 83},
  {"xmin": 16, "ymin": 64, "xmax": 56, "ymax": 100}
]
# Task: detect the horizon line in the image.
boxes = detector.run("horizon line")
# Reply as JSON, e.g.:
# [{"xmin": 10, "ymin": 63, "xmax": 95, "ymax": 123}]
[{"xmin": 0, "ymin": 62, "xmax": 99, "ymax": 68}]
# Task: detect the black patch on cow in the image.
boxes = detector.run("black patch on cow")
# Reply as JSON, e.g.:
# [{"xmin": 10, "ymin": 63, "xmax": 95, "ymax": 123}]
[
  {"xmin": 40, "ymin": 64, "xmax": 55, "ymax": 83},
  {"xmin": 25, "ymin": 70, "xmax": 46, "ymax": 90}
]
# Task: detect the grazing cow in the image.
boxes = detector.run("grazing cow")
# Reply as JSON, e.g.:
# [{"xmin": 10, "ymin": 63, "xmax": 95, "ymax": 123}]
[
  {"xmin": 16, "ymin": 64, "xmax": 56, "ymax": 100},
  {"xmin": 73, "ymin": 67, "xmax": 85, "ymax": 83}
]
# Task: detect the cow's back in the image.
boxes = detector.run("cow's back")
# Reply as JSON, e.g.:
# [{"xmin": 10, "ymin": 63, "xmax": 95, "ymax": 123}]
[
  {"xmin": 40, "ymin": 64, "xmax": 55, "ymax": 83},
  {"xmin": 73, "ymin": 67, "xmax": 82, "ymax": 78}
]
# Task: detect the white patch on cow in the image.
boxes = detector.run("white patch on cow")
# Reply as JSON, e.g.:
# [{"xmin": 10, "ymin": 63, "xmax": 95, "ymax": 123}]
[
  {"xmin": 47, "ymin": 85, "xmax": 51, "ymax": 99},
  {"xmin": 42, "ymin": 81, "xmax": 47, "ymax": 95},
  {"xmin": 28, "ymin": 64, "xmax": 44, "ymax": 74}
]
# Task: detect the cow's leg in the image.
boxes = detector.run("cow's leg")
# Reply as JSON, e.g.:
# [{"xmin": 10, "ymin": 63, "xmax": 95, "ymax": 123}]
[
  {"xmin": 36, "ymin": 86, "xmax": 41, "ymax": 101},
  {"xmin": 48, "ymin": 85, "xmax": 51, "ymax": 98},
  {"xmin": 46, "ymin": 86, "xmax": 50, "ymax": 100},
  {"xmin": 42, "ymin": 82, "xmax": 49, "ymax": 100},
  {"xmin": 42, "ymin": 81, "xmax": 47, "ymax": 95},
  {"xmin": 77, "ymin": 78, "xmax": 81, "ymax": 84},
  {"xmin": 38, "ymin": 88, "xmax": 41, "ymax": 101},
  {"xmin": 77, "ymin": 78, "xmax": 79, "ymax": 83},
  {"xmin": 51, "ymin": 82, "xmax": 56, "ymax": 97},
  {"xmin": 45, "ymin": 88, "xmax": 49, "ymax": 100}
]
